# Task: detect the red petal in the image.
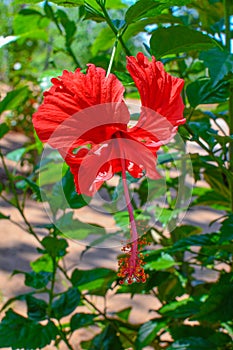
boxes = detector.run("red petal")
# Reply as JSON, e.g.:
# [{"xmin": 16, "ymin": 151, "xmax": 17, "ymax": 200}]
[
  {"xmin": 32, "ymin": 65, "xmax": 125, "ymax": 144},
  {"xmin": 67, "ymin": 135, "xmax": 160, "ymax": 196},
  {"xmin": 128, "ymin": 107, "xmax": 177, "ymax": 150},
  {"xmin": 126, "ymin": 52, "xmax": 185, "ymax": 127},
  {"xmin": 38, "ymin": 102, "xmax": 130, "ymax": 154}
]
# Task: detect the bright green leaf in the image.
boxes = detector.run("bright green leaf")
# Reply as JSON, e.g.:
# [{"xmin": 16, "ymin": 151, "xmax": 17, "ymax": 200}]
[
  {"xmin": 145, "ymin": 252, "xmax": 178, "ymax": 270},
  {"xmin": 31, "ymin": 254, "xmax": 54, "ymax": 273}
]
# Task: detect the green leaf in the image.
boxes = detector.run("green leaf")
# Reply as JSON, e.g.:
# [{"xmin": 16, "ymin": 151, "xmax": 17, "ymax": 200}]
[
  {"xmin": 160, "ymin": 298, "xmax": 201, "ymax": 319},
  {"xmin": 186, "ymin": 79, "xmax": 229, "ymax": 108},
  {"xmin": 192, "ymin": 188, "xmax": 230, "ymax": 211},
  {"xmin": 41, "ymin": 236, "xmax": 68, "ymax": 258},
  {"xmin": 219, "ymin": 215, "xmax": 233, "ymax": 243},
  {"xmin": 0, "ymin": 212, "xmax": 10, "ymax": 220},
  {"xmin": 71, "ymin": 268, "xmax": 115, "ymax": 295},
  {"xmin": 13, "ymin": 14, "xmax": 49, "ymax": 42},
  {"xmin": 81, "ymin": 2, "xmax": 105, "ymax": 22},
  {"xmin": 24, "ymin": 271, "xmax": 52, "ymax": 289},
  {"xmin": 114, "ymin": 72, "xmax": 134, "ymax": 86},
  {"xmin": 86, "ymin": 0, "xmax": 126, "ymax": 10},
  {"xmin": 150, "ymin": 26, "xmax": 217, "ymax": 59},
  {"xmin": 116, "ymin": 307, "xmax": 132, "ymax": 321},
  {"xmin": 158, "ymin": 272, "xmax": 185, "ymax": 301},
  {"xmin": 125, "ymin": 0, "xmax": 191, "ymax": 24},
  {"xmin": 0, "ymin": 87, "xmax": 29, "ymax": 114},
  {"xmin": 55, "ymin": 211, "xmax": 106, "ymax": 240},
  {"xmin": 200, "ymin": 48, "xmax": 233, "ymax": 86},
  {"xmin": 14, "ymin": 0, "xmax": 84, "ymax": 5},
  {"xmin": 170, "ymin": 232, "xmax": 219, "ymax": 252},
  {"xmin": 26, "ymin": 295, "xmax": 48, "ymax": 321},
  {"xmin": 57, "ymin": 9, "xmax": 76, "ymax": 43},
  {"xmin": 0, "ymin": 309, "xmax": 58, "ymax": 349},
  {"xmin": 157, "ymin": 152, "xmax": 180, "ymax": 165},
  {"xmin": 136, "ymin": 320, "xmax": 166, "ymax": 349},
  {"xmin": 6, "ymin": 147, "xmax": 26, "ymax": 162},
  {"xmin": 24, "ymin": 178, "xmax": 45, "ymax": 202},
  {"xmin": 39, "ymin": 158, "xmax": 64, "ymax": 186},
  {"xmin": 62, "ymin": 169, "xmax": 90, "ymax": 209},
  {"xmin": 31, "ymin": 254, "xmax": 54, "ymax": 273},
  {"xmin": 86, "ymin": 324, "xmax": 124, "ymax": 350},
  {"xmin": 0, "ymin": 123, "xmax": 10, "ymax": 139},
  {"xmin": 19, "ymin": 8, "xmax": 43, "ymax": 16},
  {"xmin": 194, "ymin": 274, "xmax": 233, "ymax": 323},
  {"xmin": 167, "ymin": 337, "xmax": 214, "ymax": 350},
  {"xmin": 91, "ymin": 27, "xmax": 115, "ymax": 55},
  {"xmin": 51, "ymin": 288, "xmax": 81, "ymax": 319},
  {"xmin": 125, "ymin": 0, "xmax": 162, "ymax": 24},
  {"xmin": 71, "ymin": 313, "xmax": 96, "ymax": 331},
  {"xmin": 145, "ymin": 252, "xmax": 178, "ymax": 270},
  {"xmin": 203, "ymin": 167, "xmax": 230, "ymax": 197}
]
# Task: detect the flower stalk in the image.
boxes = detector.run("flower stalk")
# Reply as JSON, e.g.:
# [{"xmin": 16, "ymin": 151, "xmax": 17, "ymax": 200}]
[{"xmin": 118, "ymin": 160, "xmax": 148, "ymax": 284}]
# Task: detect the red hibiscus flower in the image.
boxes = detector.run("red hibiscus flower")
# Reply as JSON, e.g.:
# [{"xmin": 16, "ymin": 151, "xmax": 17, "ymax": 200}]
[
  {"xmin": 33, "ymin": 52, "xmax": 185, "ymax": 196},
  {"xmin": 33, "ymin": 52, "xmax": 185, "ymax": 284}
]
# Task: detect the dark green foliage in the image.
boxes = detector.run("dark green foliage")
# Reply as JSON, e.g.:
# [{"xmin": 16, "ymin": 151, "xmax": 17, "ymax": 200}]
[{"xmin": 0, "ymin": 0, "xmax": 233, "ymax": 349}]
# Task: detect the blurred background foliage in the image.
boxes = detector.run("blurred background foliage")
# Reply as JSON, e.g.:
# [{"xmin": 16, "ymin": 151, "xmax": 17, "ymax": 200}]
[{"xmin": 0, "ymin": 0, "xmax": 233, "ymax": 349}]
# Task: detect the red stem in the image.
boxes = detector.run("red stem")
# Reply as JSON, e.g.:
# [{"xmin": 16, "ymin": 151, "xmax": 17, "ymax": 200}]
[{"xmin": 121, "ymin": 159, "xmax": 138, "ymax": 273}]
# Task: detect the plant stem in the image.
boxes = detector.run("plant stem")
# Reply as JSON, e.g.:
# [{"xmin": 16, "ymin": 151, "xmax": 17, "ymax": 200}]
[
  {"xmin": 57, "ymin": 320, "xmax": 74, "ymax": 350},
  {"xmin": 52, "ymin": 10, "xmax": 81, "ymax": 68},
  {"xmin": 47, "ymin": 257, "xmax": 57, "ymax": 317},
  {"xmin": 229, "ymin": 80, "xmax": 233, "ymax": 212},
  {"xmin": 98, "ymin": 2, "xmax": 131, "ymax": 56},
  {"xmin": 66, "ymin": 45, "xmax": 81, "ymax": 68},
  {"xmin": 106, "ymin": 39, "xmax": 118, "ymax": 77},
  {"xmin": 121, "ymin": 163, "xmax": 138, "ymax": 244},
  {"xmin": 224, "ymin": 0, "xmax": 231, "ymax": 52},
  {"xmin": 0, "ymin": 149, "xmax": 40, "ymax": 243},
  {"xmin": 223, "ymin": 0, "xmax": 233, "ymax": 212}
]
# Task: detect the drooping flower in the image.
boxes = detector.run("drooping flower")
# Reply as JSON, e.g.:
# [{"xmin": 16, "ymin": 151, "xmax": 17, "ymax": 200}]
[{"xmin": 33, "ymin": 52, "xmax": 185, "ymax": 284}]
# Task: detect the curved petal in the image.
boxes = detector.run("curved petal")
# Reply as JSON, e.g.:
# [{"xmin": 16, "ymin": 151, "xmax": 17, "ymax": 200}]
[
  {"xmin": 126, "ymin": 52, "xmax": 185, "ymax": 127},
  {"xmin": 67, "ymin": 136, "xmax": 160, "ymax": 196},
  {"xmin": 40, "ymin": 102, "xmax": 130, "ymax": 154},
  {"xmin": 128, "ymin": 107, "xmax": 176, "ymax": 151},
  {"xmin": 33, "ymin": 65, "xmax": 125, "ymax": 144}
]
